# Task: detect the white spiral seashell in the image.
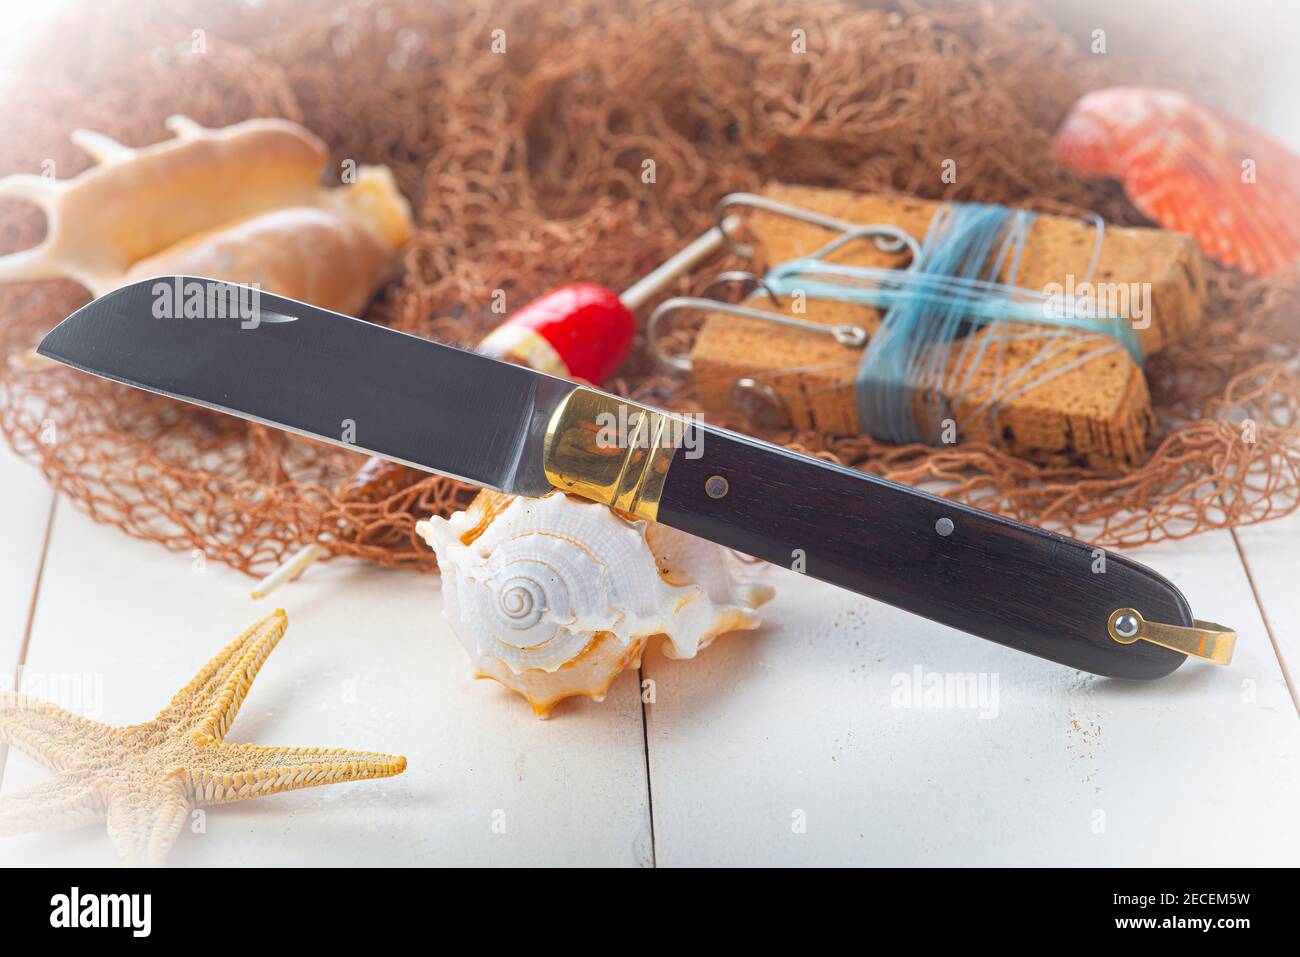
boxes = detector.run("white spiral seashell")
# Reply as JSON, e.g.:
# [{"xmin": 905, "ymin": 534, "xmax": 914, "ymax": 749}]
[
  {"xmin": 418, "ymin": 491, "xmax": 775, "ymax": 717},
  {"xmin": 497, "ymin": 572, "xmax": 545, "ymax": 628}
]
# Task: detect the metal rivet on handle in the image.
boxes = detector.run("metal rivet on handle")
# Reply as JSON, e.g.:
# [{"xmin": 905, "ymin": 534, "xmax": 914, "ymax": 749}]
[
  {"xmin": 935, "ymin": 517, "xmax": 954, "ymax": 536},
  {"xmin": 1113, "ymin": 612, "xmax": 1140, "ymax": 639},
  {"xmin": 705, "ymin": 475, "xmax": 729, "ymax": 499}
]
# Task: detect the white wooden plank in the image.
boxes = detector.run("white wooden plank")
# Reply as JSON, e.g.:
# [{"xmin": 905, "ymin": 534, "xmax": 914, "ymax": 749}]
[
  {"xmin": 644, "ymin": 530, "xmax": 1299, "ymax": 866},
  {"xmin": 0, "ymin": 503, "xmax": 652, "ymax": 866},
  {"xmin": 1232, "ymin": 509, "xmax": 1300, "ymax": 679}
]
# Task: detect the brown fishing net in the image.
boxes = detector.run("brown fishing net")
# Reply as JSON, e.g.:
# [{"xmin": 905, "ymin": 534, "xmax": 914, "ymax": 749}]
[{"xmin": 0, "ymin": 0, "xmax": 1297, "ymax": 576}]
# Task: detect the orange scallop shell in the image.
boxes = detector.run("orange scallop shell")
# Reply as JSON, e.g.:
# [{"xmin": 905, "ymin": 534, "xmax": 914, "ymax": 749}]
[{"xmin": 1054, "ymin": 87, "xmax": 1300, "ymax": 275}]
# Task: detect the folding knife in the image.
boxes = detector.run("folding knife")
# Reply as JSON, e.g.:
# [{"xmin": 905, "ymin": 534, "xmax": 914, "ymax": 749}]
[{"xmin": 38, "ymin": 277, "xmax": 1235, "ymax": 678}]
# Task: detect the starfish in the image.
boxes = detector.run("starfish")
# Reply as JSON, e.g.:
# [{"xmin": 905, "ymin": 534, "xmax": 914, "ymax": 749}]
[{"xmin": 0, "ymin": 610, "xmax": 406, "ymax": 866}]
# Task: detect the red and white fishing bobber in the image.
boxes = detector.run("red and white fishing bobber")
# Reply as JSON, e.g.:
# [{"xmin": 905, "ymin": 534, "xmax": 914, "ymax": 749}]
[
  {"xmin": 478, "ymin": 215, "xmax": 741, "ymax": 380},
  {"xmin": 251, "ymin": 218, "xmax": 740, "ymax": 598},
  {"xmin": 477, "ymin": 283, "xmax": 635, "ymax": 383}
]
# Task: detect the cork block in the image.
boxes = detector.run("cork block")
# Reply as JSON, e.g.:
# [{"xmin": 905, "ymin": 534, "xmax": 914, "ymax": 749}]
[{"xmin": 688, "ymin": 185, "xmax": 1205, "ymax": 470}]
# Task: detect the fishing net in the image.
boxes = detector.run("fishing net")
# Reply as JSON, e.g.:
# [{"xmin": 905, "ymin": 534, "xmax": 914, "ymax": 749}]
[{"xmin": 0, "ymin": 0, "xmax": 1296, "ymax": 576}]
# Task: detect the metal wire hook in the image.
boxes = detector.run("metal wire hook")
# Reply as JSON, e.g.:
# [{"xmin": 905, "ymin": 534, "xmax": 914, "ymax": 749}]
[
  {"xmin": 714, "ymin": 192, "xmax": 918, "ymax": 260},
  {"xmin": 700, "ymin": 270, "xmax": 782, "ymax": 308},
  {"xmin": 804, "ymin": 223, "xmax": 923, "ymax": 267},
  {"xmin": 648, "ymin": 296, "xmax": 867, "ymax": 373}
]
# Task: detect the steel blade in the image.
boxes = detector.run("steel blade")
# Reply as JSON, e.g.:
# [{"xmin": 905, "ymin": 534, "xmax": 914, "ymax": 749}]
[{"xmin": 37, "ymin": 277, "xmax": 575, "ymax": 495}]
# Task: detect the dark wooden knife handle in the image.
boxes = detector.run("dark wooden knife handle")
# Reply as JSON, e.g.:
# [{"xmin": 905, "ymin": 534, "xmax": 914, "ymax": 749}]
[{"xmin": 656, "ymin": 424, "xmax": 1191, "ymax": 679}]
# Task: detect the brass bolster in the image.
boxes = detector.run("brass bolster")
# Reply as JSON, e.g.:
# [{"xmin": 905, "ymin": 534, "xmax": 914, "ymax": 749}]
[
  {"xmin": 1107, "ymin": 607, "xmax": 1236, "ymax": 665},
  {"xmin": 542, "ymin": 387, "xmax": 680, "ymax": 522}
]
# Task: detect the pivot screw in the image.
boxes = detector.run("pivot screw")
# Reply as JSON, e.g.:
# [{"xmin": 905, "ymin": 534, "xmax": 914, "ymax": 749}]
[
  {"xmin": 1114, "ymin": 613, "xmax": 1140, "ymax": 639},
  {"xmin": 935, "ymin": 517, "xmax": 954, "ymax": 537},
  {"xmin": 705, "ymin": 475, "xmax": 729, "ymax": 499}
]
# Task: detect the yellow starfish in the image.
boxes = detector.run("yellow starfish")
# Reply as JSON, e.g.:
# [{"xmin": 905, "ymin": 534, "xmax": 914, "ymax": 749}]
[{"xmin": 0, "ymin": 610, "xmax": 406, "ymax": 866}]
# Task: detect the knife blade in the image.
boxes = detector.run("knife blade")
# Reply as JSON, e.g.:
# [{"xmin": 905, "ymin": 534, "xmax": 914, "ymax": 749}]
[
  {"xmin": 39, "ymin": 277, "xmax": 1233, "ymax": 679},
  {"xmin": 38, "ymin": 276, "xmax": 573, "ymax": 496}
]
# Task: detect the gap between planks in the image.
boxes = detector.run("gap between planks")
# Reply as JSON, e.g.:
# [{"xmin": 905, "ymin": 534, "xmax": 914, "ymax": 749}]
[
  {"xmin": 1230, "ymin": 526, "xmax": 1299, "ymax": 715},
  {"xmin": 637, "ymin": 662, "xmax": 657, "ymax": 867},
  {"xmin": 0, "ymin": 493, "xmax": 58, "ymax": 792}
]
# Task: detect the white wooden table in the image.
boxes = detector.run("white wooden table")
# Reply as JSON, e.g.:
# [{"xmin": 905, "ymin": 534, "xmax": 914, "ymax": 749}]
[{"xmin": 0, "ymin": 440, "xmax": 1297, "ymax": 866}]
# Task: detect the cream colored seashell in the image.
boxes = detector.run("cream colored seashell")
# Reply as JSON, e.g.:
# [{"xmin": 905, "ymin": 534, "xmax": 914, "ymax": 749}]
[
  {"xmin": 416, "ymin": 491, "xmax": 774, "ymax": 718},
  {"xmin": 0, "ymin": 115, "xmax": 412, "ymax": 328}
]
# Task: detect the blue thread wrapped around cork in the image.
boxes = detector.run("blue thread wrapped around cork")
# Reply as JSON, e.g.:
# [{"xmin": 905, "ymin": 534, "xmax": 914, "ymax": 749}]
[
  {"xmin": 684, "ymin": 185, "xmax": 1205, "ymax": 470},
  {"xmin": 763, "ymin": 203, "xmax": 1145, "ymax": 445}
]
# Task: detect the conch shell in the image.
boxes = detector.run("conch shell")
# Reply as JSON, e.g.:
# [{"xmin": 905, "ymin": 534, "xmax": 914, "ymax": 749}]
[
  {"xmin": 417, "ymin": 491, "xmax": 775, "ymax": 718},
  {"xmin": 0, "ymin": 115, "xmax": 412, "ymax": 317}
]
